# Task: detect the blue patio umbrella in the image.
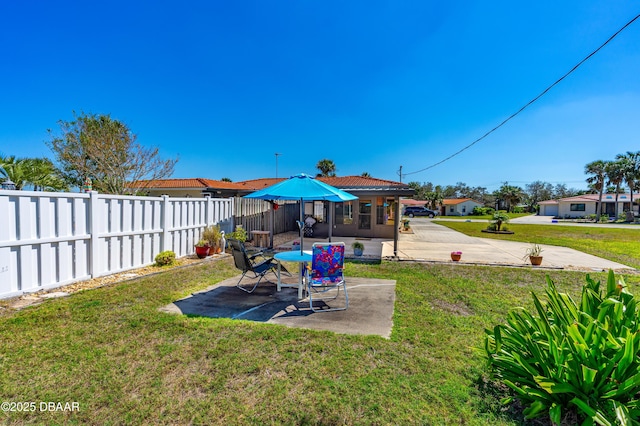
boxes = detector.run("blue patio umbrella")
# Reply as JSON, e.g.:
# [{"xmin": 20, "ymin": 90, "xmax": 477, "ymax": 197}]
[{"xmin": 244, "ymin": 173, "xmax": 357, "ymax": 253}]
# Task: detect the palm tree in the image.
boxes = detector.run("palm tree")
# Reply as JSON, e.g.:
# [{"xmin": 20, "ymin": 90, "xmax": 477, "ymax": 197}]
[
  {"xmin": 425, "ymin": 188, "xmax": 444, "ymax": 211},
  {"xmin": 494, "ymin": 182, "xmax": 524, "ymax": 212},
  {"xmin": 0, "ymin": 155, "xmax": 67, "ymax": 191},
  {"xmin": 616, "ymin": 151, "xmax": 640, "ymax": 216},
  {"xmin": 316, "ymin": 159, "xmax": 336, "ymax": 177},
  {"xmin": 585, "ymin": 160, "xmax": 607, "ymax": 221},
  {"xmin": 0, "ymin": 155, "xmax": 28, "ymax": 189},
  {"xmin": 23, "ymin": 158, "xmax": 68, "ymax": 191},
  {"xmin": 360, "ymin": 172, "xmax": 371, "ymax": 178},
  {"xmin": 605, "ymin": 160, "xmax": 625, "ymax": 218}
]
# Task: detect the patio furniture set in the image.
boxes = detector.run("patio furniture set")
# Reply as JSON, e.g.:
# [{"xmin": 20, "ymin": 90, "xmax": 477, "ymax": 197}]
[{"xmin": 228, "ymin": 238, "xmax": 349, "ymax": 312}]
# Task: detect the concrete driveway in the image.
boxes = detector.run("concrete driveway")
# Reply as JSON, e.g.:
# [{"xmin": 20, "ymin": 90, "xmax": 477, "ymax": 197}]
[{"xmin": 381, "ymin": 218, "xmax": 635, "ymax": 273}]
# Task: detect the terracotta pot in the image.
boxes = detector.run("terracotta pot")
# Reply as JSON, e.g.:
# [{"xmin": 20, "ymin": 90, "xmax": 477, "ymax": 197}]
[
  {"xmin": 451, "ymin": 253, "xmax": 462, "ymax": 261},
  {"xmin": 529, "ymin": 255, "xmax": 543, "ymax": 266},
  {"xmin": 195, "ymin": 245, "xmax": 210, "ymax": 259}
]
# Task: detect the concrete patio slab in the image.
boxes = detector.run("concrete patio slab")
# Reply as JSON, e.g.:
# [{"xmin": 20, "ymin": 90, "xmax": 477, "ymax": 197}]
[{"xmin": 160, "ymin": 275, "xmax": 396, "ymax": 338}]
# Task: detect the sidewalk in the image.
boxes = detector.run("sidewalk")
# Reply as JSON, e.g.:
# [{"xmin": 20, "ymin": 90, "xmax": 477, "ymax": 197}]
[{"xmin": 381, "ymin": 219, "xmax": 636, "ymax": 273}]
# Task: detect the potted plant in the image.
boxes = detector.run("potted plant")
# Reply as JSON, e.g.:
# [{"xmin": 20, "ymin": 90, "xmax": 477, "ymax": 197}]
[
  {"xmin": 402, "ymin": 219, "xmax": 411, "ymax": 231},
  {"xmin": 352, "ymin": 241, "xmax": 365, "ymax": 256},
  {"xmin": 202, "ymin": 225, "xmax": 223, "ymax": 254},
  {"xmin": 523, "ymin": 243, "xmax": 544, "ymax": 266},
  {"xmin": 195, "ymin": 239, "xmax": 210, "ymax": 259},
  {"xmin": 451, "ymin": 251, "xmax": 462, "ymax": 261}
]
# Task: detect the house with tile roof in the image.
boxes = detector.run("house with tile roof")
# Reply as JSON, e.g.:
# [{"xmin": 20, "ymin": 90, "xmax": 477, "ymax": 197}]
[
  {"xmin": 228, "ymin": 175, "xmax": 415, "ymax": 239},
  {"xmin": 441, "ymin": 198, "xmax": 484, "ymax": 216},
  {"xmin": 538, "ymin": 193, "xmax": 637, "ymax": 218},
  {"xmin": 131, "ymin": 178, "xmax": 250, "ymax": 198},
  {"xmin": 137, "ymin": 175, "xmax": 415, "ymax": 239}
]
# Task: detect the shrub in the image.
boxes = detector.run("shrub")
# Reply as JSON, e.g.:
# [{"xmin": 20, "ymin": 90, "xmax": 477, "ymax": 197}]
[
  {"xmin": 227, "ymin": 225, "xmax": 248, "ymax": 242},
  {"xmin": 488, "ymin": 211, "xmax": 510, "ymax": 231},
  {"xmin": 154, "ymin": 250, "xmax": 176, "ymax": 266},
  {"xmin": 485, "ymin": 271, "xmax": 640, "ymax": 425},
  {"xmin": 202, "ymin": 224, "xmax": 222, "ymax": 247},
  {"xmin": 472, "ymin": 206, "xmax": 494, "ymax": 216}
]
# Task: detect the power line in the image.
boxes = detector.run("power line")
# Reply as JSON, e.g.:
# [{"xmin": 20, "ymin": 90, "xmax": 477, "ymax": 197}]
[{"xmin": 404, "ymin": 13, "xmax": 640, "ymax": 178}]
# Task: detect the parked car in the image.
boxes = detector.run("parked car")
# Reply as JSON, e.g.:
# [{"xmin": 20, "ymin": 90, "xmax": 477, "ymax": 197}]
[{"xmin": 404, "ymin": 206, "xmax": 438, "ymax": 218}]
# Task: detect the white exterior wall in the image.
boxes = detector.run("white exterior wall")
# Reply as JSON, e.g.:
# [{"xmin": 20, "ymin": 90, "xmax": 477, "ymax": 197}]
[
  {"xmin": 557, "ymin": 201, "xmax": 597, "ymax": 218},
  {"xmin": 445, "ymin": 200, "xmax": 482, "ymax": 216},
  {"xmin": 557, "ymin": 200, "xmax": 628, "ymax": 218},
  {"xmin": 0, "ymin": 190, "xmax": 233, "ymax": 299}
]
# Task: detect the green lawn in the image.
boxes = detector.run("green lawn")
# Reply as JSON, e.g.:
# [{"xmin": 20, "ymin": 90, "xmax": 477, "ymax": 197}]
[
  {"xmin": 434, "ymin": 220, "xmax": 640, "ymax": 269},
  {"xmin": 1, "ymin": 258, "xmax": 638, "ymax": 424},
  {"xmin": 431, "ymin": 213, "xmax": 532, "ymax": 221}
]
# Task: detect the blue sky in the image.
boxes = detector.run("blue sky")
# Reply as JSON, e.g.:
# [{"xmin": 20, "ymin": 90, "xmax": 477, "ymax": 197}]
[{"xmin": 1, "ymin": 1, "xmax": 639, "ymax": 191}]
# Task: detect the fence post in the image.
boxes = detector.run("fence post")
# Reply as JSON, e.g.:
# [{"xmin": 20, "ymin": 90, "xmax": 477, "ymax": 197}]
[
  {"xmin": 205, "ymin": 194, "xmax": 212, "ymax": 226},
  {"xmin": 162, "ymin": 195, "xmax": 171, "ymax": 251},
  {"xmin": 89, "ymin": 191, "xmax": 100, "ymax": 279}
]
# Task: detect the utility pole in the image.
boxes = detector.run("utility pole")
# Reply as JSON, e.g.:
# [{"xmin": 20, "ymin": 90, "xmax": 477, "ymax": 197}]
[
  {"xmin": 398, "ymin": 165, "xmax": 403, "ymax": 182},
  {"xmin": 275, "ymin": 153, "xmax": 281, "ymax": 178}
]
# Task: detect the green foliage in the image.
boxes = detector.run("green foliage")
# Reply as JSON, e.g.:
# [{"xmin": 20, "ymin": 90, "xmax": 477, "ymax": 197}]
[
  {"xmin": 316, "ymin": 158, "xmax": 337, "ymax": 177},
  {"xmin": 47, "ymin": 111, "xmax": 177, "ymax": 194},
  {"xmin": 227, "ymin": 225, "xmax": 248, "ymax": 242},
  {"xmin": 201, "ymin": 224, "xmax": 222, "ymax": 246},
  {"xmin": 472, "ymin": 206, "xmax": 495, "ymax": 216},
  {"xmin": 0, "ymin": 155, "xmax": 68, "ymax": 191},
  {"xmin": 489, "ymin": 211, "xmax": 510, "ymax": 231},
  {"xmin": 195, "ymin": 239, "xmax": 209, "ymax": 247},
  {"xmin": 154, "ymin": 250, "xmax": 176, "ymax": 266},
  {"xmin": 485, "ymin": 271, "xmax": 640, "ymax": 425},
  {"xmin": 522, "ymin": 243, "xmax": 543, "ymax": 260},
  {"xmin": 351, "ymin": 241, "xmax": 365, "ymax": 250}
]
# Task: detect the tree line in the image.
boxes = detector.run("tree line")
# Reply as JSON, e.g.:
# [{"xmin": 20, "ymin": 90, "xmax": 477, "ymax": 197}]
[
  {"xmin": 1, "ymin": 112, "xmax": 177, "ymax": 194},
  {"xmin": 406, "ymin": 180, "xmax": 582, "ymax": 213},
  {"xmin": 584, "ymin": 151, "xmax": 640, "ymax": 220},
  {"xmin": 407, "ymin": 151, "xmax": 640, "ymax": 214}
]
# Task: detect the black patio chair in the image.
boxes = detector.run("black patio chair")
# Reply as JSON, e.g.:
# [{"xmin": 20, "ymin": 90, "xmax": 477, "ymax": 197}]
[{"xmin": 228, "ymin": 239, "xmax": 287, "ymax": 293}]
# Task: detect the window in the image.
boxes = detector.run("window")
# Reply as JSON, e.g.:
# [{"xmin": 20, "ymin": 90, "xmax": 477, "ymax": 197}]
[
  {"xmin": 359, "ymin": 199, "xmax": 371, "ymax": 229},
  {"xmin": 376, "ymin": 197, "xmax": 390, "ymax": 225},
  {"xmin": 570, "ymin": 203, "xmax": 586, "ymax": 211},
  {"xmin": 335, "ymin": 202, "xmax": 353, "ymax": 225}
]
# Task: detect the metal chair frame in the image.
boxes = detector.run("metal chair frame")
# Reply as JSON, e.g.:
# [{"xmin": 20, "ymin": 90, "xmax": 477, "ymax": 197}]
[{"xmin": 228, "ymin": 239, "xmax": 280, "ymax": 293}]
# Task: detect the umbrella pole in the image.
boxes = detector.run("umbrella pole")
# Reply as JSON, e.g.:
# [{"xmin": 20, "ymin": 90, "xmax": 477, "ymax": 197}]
[
  {"xmin": 270, "ymin": 201, "xmax": 274, "ymax": 248},
  {"xmin": 299, "ymin": 198, "xmax": 304, "ymax": 255},
  {"xmin": 328, "ymin": 202, "xmax": 333, "ymax": 242}
]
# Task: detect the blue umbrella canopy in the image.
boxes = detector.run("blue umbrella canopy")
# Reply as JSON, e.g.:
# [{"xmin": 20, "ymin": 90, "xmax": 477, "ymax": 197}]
[
  {"xmin": 244, "ymin": 173, "xmax": 357, "ymax": 202},
  {"xmin": 244, "ymin": 174, "xmax": 357, "ymax": 253}
]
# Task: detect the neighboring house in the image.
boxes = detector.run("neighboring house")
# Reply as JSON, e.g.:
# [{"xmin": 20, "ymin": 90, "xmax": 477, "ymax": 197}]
[
  {"xmin": 538, "ymin": 193, "xmax": 638, "ymax": 218},
  {"xmin": 131, "ymin": 178, "xmax": 250, "ymax": 198},
  {"xmin": 441, "ymin": 198, "xmax": 483, "ymax": 216},
  {"xmin": 400, "ymin": 199, "xmax": 427, "ymax": 207}
]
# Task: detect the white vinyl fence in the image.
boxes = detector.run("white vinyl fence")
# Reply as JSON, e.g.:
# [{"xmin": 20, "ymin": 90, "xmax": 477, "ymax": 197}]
[{"xmin": 0, "ymin": 190, "xmax": 233, "ymax": 299}]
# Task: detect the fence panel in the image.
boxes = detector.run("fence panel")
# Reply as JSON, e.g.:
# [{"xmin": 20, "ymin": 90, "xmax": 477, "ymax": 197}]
[
  {"xmin": 233, "ymin": 198, "xmax": 299, "ymax": 238},
  {"xmin": 0, "ymin": 191, "xmax": 234, "ymax": 299}
]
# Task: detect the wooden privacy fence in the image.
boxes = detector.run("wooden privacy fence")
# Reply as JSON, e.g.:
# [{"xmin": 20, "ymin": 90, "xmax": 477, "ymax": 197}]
[
  {"xmin": 0, "ymin": 190, "xmax": 233, "ymax": 299},
  {"xmin": 233, "ymin": 198, "xmax": 299, "ymax": 237}
]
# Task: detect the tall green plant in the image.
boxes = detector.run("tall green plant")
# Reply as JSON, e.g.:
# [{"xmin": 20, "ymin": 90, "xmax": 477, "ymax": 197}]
[{"xmin": 485, "ymin": 271, "xmax": 640, "ymax": 425}]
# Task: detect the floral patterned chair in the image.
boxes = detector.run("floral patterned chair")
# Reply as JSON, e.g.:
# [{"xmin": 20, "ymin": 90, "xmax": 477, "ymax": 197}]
[{"xmin": 305, "ymin": 242, "xmax": 348, "ymax": 312}]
